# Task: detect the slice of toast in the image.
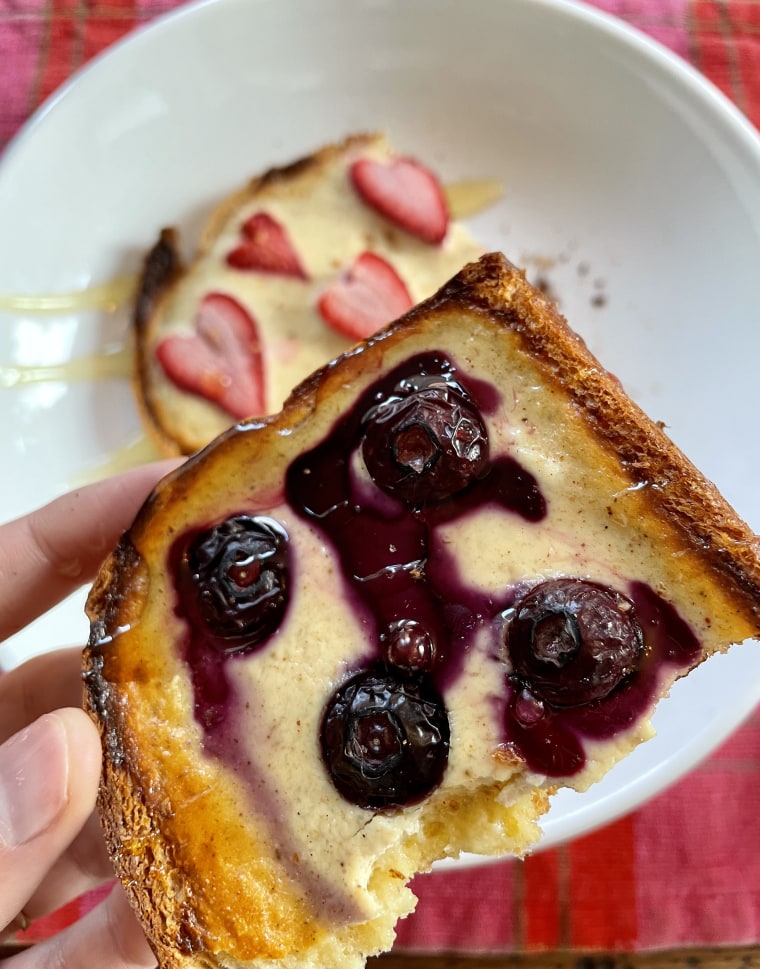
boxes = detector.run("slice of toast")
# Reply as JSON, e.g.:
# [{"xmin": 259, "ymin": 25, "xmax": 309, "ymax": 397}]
[
  {"xmin": 85, "ymin": 253, "xmax": 760, "ymax": 969},
  {"xmin": 134, "ymin": 133, "xmax": 483, "ymax": 455}
]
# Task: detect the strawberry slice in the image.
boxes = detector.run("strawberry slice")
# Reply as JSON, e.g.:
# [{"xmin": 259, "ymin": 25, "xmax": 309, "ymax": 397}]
[
  {"xmin": 350, "ymin": 156, "xmax": 449, "ymax": 245},
  {"xmin": 226, "ymin": 211, "xmax": 308, "ymax": 278},
  {"xmin": 317, "ymin": 252, "xmax": 413, "ymax": 341},
  {"xmin": 156, "ymin": 292, "xmax": 265, "ymax": 420}
]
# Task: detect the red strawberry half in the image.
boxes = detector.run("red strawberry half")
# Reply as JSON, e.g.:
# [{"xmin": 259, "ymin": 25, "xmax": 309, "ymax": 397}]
[
  {"xmin": 226, "ymin": 211, "xmax": 308, "ymax": 278},
  {"xmin": 156, "ymin": 292, "xmax": 265, "ymax": 420},
  {"xmin": 317, "ymin": 251, "xmax": 413, "ymax": 341},
  {"xmin": 350, "ymin": 156, "xmax": 449, "ymax": 245}
]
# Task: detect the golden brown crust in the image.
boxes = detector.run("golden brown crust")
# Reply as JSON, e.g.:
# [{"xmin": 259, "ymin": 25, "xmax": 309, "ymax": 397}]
[
  {"xmin": 85, "ymin": 539, "xmax": 199, "ymax": 967},
  {"xmin": 132, "ymin": 228, "xmax": 188, "ymax": 457},
  {"xmin": 85, "ymin": 252, "xmax": 760, "ymax": 969}
]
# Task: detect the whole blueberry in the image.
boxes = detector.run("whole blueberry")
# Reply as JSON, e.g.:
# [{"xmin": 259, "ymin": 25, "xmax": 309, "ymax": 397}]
[
  {"xmin": 382, "ymin": 619, "xmax": 436, "ymax": 673},
  {"xmin": 321, "ymin": 666, "xmax": 450, "ymax": 809},
  {"xmin": 361, "ymin": 376, "xmax": 489, "ymax": 505},
  {"xmin": 181, "ymin": 515, "xmax": 289, "ymax": 653},
  {"xmin": 505, "ymin": 578, "xmax": 644, "ymax": 707}
]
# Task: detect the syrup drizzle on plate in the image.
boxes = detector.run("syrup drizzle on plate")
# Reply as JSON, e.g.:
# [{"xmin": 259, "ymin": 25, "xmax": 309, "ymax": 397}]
[
  {"xmin": 76, "ymin": 433, "xmax": 165, "ymax": 483},
  {"xmin": 0, "ymin": 274, "xmax": 149, "ymax": 479},
  {"xmin": 0, "ymin": 344, "xmax": 132, "ymax": 387},
  {"xmin": 0, "ymin": 274, "xmax": 136, "ymax": 314},
  {"xmin": 444, "ymin": 179, "xmax": 504, "ymax": 219}
]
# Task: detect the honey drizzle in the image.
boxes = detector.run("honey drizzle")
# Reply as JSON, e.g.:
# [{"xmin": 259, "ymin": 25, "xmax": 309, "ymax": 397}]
[
  {"xmin": 0, "ymin": 344, "xmax": 132, "ymax": 388},
  {"xmin": 0, "ymin": 275, "xmax": 136, "ymax": 314},
  {"xmin": 445, "ymin": 178, "xmax": 504, "ymax": 219},
  {"xmin": 75, "ymin": 433, "xmax": 166, "ymax": 484}
]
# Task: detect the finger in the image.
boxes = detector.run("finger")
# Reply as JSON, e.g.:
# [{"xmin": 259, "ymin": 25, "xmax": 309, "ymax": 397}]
[
  {"xmin": 0, "ymin": 650, "xmax": 115, "ymax": 918},
  {"xmin": 0, "ymin": 459, "xmax": 182, "ymax": 643},
  {"xmin": 0, "ymin": 648, "xmax": 83, "ymax": 744},
  {"xmin": 19, "ymin": 810, "xmax": 115, "ymax": 924},
  {"xmin": 6, "ymin": 882, "xmax": 156, "ymax": 969},
  {"xmin": 0, "ymin": 709, "xmax": 101, "ymax": 934}
]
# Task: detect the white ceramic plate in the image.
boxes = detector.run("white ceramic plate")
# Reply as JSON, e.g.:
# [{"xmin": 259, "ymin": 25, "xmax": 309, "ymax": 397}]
[{"xmin": 1, "ymin": 0, "xmax": 760, "ymax": 854}]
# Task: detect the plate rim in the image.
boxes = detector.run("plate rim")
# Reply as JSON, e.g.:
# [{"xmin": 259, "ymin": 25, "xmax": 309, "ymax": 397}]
[{"xmin": 5, "ymin": 0, "xmax": 760, "ymax": 191}]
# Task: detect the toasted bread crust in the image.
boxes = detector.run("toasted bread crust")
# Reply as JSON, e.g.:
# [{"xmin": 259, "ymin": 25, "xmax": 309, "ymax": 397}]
[
  {"xmin": 132, "ymin": 228, "xmax": 186, "ymax": 456},
  {"xmin": 85, "ymin": 253, "xmax": 760, "ymax": 969}
]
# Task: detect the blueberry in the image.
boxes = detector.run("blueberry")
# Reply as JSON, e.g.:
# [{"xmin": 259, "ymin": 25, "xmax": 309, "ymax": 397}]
[
  {"xmin": 382, "ymin": 619, "xmax": 436, "ymax": 672},
  {"xmin": 505, "ymin": 578, "xmax": 644, "ymax": 707},
  {"xmin": 361, "ymin": 376, "xmax": 489, "ymax": 505},
  {"xmin": 321, "ymin": 667, "xmax": 450, "ymax": 809},
  {"xmin": 181, "ymin": 515, "xmax": 289, "ymax": 653}
]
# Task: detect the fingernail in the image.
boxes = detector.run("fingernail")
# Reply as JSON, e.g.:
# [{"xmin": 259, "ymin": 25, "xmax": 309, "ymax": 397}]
[{"xmin": 0, "ymin": 714, "xmax": 68, "ymax": 848}]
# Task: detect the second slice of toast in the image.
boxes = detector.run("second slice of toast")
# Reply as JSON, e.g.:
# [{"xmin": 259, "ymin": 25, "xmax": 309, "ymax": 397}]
[{"xmin": 134, "ymin": 133, "xmax": 483, "ymax": 454}]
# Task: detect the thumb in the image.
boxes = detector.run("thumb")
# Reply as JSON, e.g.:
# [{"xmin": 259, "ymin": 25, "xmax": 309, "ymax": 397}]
[{"xmin": 0, "ymin": 709, "xmax": 101, "ymax": 933}]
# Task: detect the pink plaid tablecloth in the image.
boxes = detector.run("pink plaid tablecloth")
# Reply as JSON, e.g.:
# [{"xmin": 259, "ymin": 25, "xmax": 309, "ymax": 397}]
[{"xmin": 2, "ymin": 0, "xmax": 760, "ymax": 957}]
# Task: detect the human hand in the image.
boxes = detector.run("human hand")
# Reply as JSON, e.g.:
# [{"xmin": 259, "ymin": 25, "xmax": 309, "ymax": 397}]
[{"xmin": 0, "ymin": 461, "xmax": 182, "ymax": 968}]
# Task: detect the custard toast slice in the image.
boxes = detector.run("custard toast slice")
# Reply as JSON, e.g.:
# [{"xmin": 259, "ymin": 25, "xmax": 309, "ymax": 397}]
[{"xmin": 86, "ymin": 253, "xmax": 760, "ymax": 969}]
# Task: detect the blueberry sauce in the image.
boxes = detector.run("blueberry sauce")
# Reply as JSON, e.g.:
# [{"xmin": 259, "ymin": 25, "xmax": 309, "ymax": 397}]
[
  {"xmin": 285, "ymin": 353, "xmax": 546, "ymax": 683},
  {"xmin": 168, "ymin": 350, "xmax": 704, "ymax": 791},
  {"xmin": 282, "ymin": 351, "xmax": 702, "ymax": 783},
  {"xmin": 286, "ymin": 352, "xmax": 549, "ymax": 804}
]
